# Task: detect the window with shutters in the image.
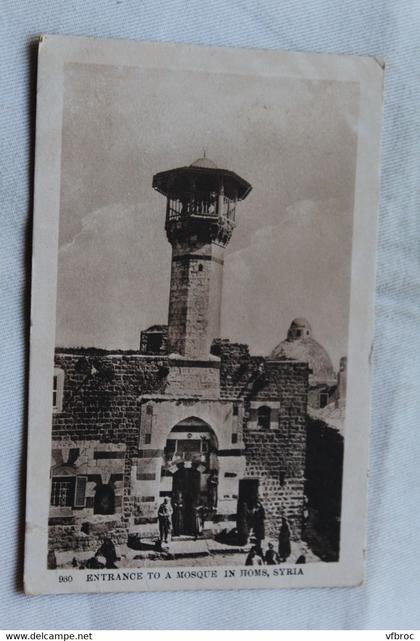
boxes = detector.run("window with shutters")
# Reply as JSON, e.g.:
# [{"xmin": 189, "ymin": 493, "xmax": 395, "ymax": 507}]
[
  {"xmin": 50, "ymin": 475, "xmax": 87, "ymax": 508},
  {"xmin": 50, "ymin": 477, "xmax": 75, "ymax": 507},
  {"xmin": 52, "ymin": 368, "xmax": 65, "ymax": 413},
  {"xmin": 74, "ymin": 476, "xmax": 87, "ymax": 508}
]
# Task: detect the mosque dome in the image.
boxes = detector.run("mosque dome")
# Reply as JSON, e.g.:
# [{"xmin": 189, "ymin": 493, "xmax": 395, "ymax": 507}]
[
  {"xmin": 270, "ymin": 318, "xmax": 336, "ymax": 384},
  {"xmin": 190, "ymin": 156, "xmax": 218, "ymax": 169}
]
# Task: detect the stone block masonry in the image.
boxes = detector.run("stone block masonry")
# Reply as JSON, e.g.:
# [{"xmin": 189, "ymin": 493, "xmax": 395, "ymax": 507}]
[
  {"xmin": 51, "ymin": 351, "xmax": 169, "ymax": 553},
  {"xmin": 50, "ymin": 341, "xmax": 308, "ymax": 555},
  {"xmin": 214, "ymin": 340, "xmax": 308, "ymax": 539},
  {"xmin": 167, "ymin": 241, "xmax": 225, "ymax": 359}
]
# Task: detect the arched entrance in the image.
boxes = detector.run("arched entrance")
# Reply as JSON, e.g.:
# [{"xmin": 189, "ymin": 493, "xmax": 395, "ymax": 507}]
[
  {"xmin": 172, "ymin": 466, "xmax": 201, "ymax": 535},
  {"xmin": 162, "ymin": 417, "xmax": 218, "ymax": 537}
]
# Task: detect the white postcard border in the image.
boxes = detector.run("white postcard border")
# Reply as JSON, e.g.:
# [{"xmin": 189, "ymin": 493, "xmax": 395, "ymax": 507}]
[{"xmin": 24, "ymin": 35, "xmax": 383, "ymax": 594}]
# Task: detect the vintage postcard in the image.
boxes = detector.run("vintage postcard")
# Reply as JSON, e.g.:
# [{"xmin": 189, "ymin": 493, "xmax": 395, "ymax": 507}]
[{"xmin": 25, "ymin": 35, "xmax": 383, "ymax": 594}]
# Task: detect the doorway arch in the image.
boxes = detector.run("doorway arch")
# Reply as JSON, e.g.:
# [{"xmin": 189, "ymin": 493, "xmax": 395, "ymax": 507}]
[{"xmin": 162, "ymin": 417, "xmax": 219, "ymax": 536}]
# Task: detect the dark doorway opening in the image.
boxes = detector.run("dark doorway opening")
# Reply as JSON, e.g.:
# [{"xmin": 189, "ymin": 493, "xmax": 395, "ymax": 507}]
[
  {"xmin": 94, "ymin": 484, "xmax": 115, "ymax": 515},
  {"xmin": 172, "ymin": 466, "xmax": 201, "ymax": 535},
  {"xmin": 147, "ymin": 333, "xmax": 163, "ymax": 354},
  {"xmin": 238, "ymin": 478, "xmax": 259, "ymax": 510}
]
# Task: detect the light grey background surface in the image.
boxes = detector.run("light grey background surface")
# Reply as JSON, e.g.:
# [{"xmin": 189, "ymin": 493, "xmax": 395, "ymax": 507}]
[{"xmin": 0, "ymin": 0, "xmax": 419, "ymax": 630}]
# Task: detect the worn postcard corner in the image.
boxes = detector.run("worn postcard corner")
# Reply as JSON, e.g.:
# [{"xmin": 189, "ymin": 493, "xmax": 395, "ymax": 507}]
[{"xmin": 25, "ymin": 34, "xmax": 383, "ymax": 594}]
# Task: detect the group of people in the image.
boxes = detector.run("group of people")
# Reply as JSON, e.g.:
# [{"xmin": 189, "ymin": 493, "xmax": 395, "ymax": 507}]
[
  {"xmin": 237, "ymin": 499, "xmax": 266, "ymax": 546},
  {"xmin": 238, "ymin": 502, "xmax": 295, "ymax": 566},
  {"xmin": 245, "ymin": 543, "xmax": 280, "ymax": 566},
  {"xmin": 158, "ymin": 496, "xmax": 205, "ymax": 543},
  {"xmin": 245, "ymin": 541, "xmax": 306, "ymax": 566},
  {"xmin": 245, "ymin": 517, "xmax": 293, "ymax": 566},
  {"xmin": 157, "ymin": 472, "xmax": 219, "ymax": 543},
  {"xmin": 158, "ymin": 490, "xmax": 297, "ymax": 569}
]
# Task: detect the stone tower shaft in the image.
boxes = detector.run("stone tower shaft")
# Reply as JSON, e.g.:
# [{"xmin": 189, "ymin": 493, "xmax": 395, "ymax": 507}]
[{"xmin": 153, "ymin": 157, "xmax": 252, "ymax": 359}]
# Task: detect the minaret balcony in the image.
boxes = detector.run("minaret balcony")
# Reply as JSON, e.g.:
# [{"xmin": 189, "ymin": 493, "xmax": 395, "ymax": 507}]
[{"xmin": 166, "ymin": 199, "xmax": 236, "ymax": 225}]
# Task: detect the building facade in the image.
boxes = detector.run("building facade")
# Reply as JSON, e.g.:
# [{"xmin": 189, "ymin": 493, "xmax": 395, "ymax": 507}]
[{"xmin": 49, "ymin": 157, "xmax": 309, "ymax": 558}]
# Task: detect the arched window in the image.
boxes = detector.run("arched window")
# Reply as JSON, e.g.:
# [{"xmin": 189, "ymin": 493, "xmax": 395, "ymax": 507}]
[
  {"xmin": 94, "ymin": 484, "xmax": 115, "ymax": 515},
  {"xmin": 257, "ymin": 406, "xmax": 271, "ymax": 430}
]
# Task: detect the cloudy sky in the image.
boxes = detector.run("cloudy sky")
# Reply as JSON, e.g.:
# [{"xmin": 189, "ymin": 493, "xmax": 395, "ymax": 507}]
[{"xmin": 56, "ymin": 62, "xmax": 359, "ymax": 368}]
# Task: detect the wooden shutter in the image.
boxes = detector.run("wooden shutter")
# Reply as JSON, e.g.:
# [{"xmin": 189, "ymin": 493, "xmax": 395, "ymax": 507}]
[{"xmin": 74, "ymin": 476, "xmax": 87, "ymax": 508}]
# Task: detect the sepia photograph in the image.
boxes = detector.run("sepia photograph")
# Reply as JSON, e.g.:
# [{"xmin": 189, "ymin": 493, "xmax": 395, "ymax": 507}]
[{"xmin": 25, "ymin": 36, "xmax": 383, "ymax": 594}]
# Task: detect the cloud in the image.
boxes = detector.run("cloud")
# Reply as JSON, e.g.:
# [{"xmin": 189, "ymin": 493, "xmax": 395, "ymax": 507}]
[
  {"xmin": 55, "ymin": 64, "xmax": 358, "ymax": 365},
  {"xmin": 56, "ymin": 202, "xmax": 171, "ymax": 349},
  {"xmin": 56, "ymin": 195, "xmax": 352, "ymax": 367},
  {"xmin": 221, "ymin": 198, "xmax": 352, "ymax": 365}
]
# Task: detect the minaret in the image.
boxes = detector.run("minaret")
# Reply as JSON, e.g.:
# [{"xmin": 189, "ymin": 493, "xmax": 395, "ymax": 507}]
[{"xmin": 153, "ymin": 156, "xmax": 252, "ymax": 359}]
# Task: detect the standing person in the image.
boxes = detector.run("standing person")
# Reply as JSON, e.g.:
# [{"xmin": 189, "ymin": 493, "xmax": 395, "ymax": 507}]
[
  {"xmin": 245, "ymin": 546, "xmax": 264, "ymax": 566},
  {"xmin": 254, "ymin": 540, "xmax": 265, "ymax": 563},
  {"xmin": 96, "ymin": 537, "xmax": 118, "ymax": 569},
  {"xmin": 254, "ymin": 499, "xmax": 266, "ymax": 546},
  {"xmin": 207, "ymin": 471, "xmax": 218, "ymax": 510},
  {"xmin": 158, "ymin": 497, "xmax": 173, "ymax": 543},
  {"xmin": 172, "ymin": 492, "xmax": 184, "ymax": 536},
  {"xmin": 193, "ymin": 504, "xmax": 203, "ymax": 540},
  {"xmin": 278, "ymin": 516, "xmax": 291, "ymax": 562},
  {"xmin": 265, "ymin": 543, "xmax": 279, "ymax": 565},
  {"xmin": 237, "ymin": 500, "xmax": 250, "ymax": 546},
  {"xmin": 302, "ymin": 496, "xmax": 309, "ymax": 526}
]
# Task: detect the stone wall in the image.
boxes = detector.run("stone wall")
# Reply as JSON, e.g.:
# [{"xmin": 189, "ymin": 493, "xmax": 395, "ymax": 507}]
[
  {"xmin": 49, "ymin": 440, "xmax": 126, "ymax": 554},
  {"xmin": 164, "ymin": 358, "xmax": 220, "ymax": 398},
  {"xmin": 51, "ymin": 351, "xmax": 168, "ymax": 552},
  {"xmin": 51, "ymin": 343, "xmax": 309, "ymax": 552},
  {"xmin": 243, "ymin": 432, "xmax": 305, "ymax": 539},
  {"xmin": 214, "ymin": 340, "xmax": 309, "ymax": 539},
  {"xmin": 53, "ymin": 351, "xmax": 168, "ymax": 445},
  {"xmin": 167, "ymin": 241, "xmax": 225, "ymax": 359}
]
